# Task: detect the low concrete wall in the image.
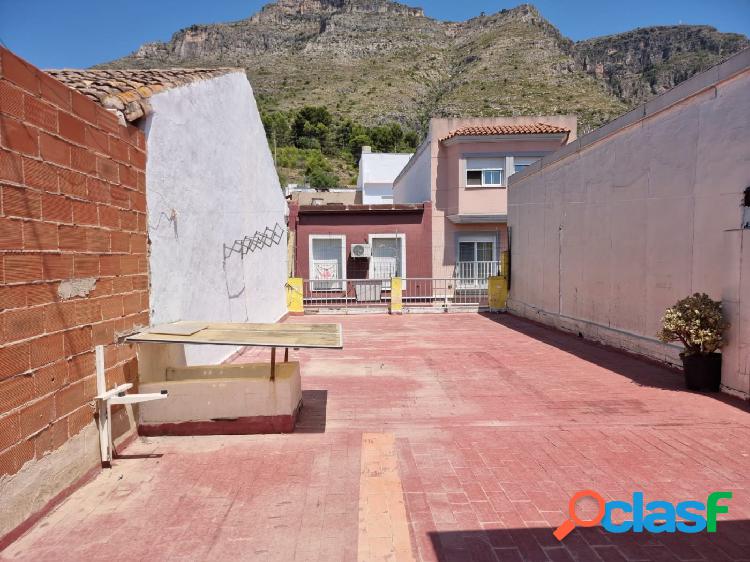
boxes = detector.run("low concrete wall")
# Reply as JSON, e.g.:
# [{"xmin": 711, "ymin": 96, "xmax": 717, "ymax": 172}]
[{"xmin": 507, "ymin": 49, "xmax": 750, "ymax": 398}]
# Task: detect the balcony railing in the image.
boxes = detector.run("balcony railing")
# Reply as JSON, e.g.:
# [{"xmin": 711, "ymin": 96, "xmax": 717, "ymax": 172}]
[{"xmin": 454, "ymin": 261, "xmax": 501, "ymax": 288}]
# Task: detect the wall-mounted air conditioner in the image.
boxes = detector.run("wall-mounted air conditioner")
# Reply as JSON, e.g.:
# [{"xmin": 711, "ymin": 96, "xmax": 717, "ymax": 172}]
[{"xmin": 350, "ymin": 243, "xmax": 372, "ymax": 258}]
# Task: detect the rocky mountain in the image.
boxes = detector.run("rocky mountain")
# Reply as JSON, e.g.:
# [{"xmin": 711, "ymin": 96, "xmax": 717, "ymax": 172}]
[{"xmin": 101, "ymin": 1, "xmax": 748, "ymax": 133}]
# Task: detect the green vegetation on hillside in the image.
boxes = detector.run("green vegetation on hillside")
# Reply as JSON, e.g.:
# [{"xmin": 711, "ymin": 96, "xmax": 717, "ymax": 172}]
[{"xmin": 261, "ymin": 105, "xmax": 419, "ymax": 188}]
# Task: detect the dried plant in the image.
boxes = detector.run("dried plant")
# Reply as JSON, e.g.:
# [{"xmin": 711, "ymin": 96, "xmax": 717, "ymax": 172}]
[{"xmin": 658, "ymin": 293, "xmax": 729, "ymax": 355}]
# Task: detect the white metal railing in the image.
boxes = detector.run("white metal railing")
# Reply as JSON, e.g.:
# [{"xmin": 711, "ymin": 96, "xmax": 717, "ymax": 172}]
[
  {"xmin": 454, "ymin": 261, "xmax": 501, "ymax": 288},
  {"xmin": 303, "ymin": 277, "xmax": 490, "ymax": 311}
]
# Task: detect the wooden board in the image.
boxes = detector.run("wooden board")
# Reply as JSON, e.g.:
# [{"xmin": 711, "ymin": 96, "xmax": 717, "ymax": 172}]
[
  {"xmin": 148, "ymin": 322, "xmax": 208, "ymax": 336},
  {"xmin": 125, "ymin": 322, "xmax": 343, "ymax": 349}
]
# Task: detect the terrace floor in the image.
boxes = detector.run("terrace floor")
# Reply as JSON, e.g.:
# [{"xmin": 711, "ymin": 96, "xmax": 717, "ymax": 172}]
[{"xmin": 2, "ymin": 313, "xmax": 750, "ymax": 562}]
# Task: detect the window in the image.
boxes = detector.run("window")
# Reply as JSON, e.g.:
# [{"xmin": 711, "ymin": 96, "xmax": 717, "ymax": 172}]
[
  {"xmin": 309, "ymin": 235, "xmax": 345, "ymax": 290},
  {"xmin": 512, "ymin": 156, "xmax": 541, "ymax": 176},
  {"xmin": 465, "ymin": 157, "xmax": 505, "ymax": 187},
  {"xmin": 311, "ymin": 198, "xmax": 324, "ymax": 206},
  {"xmin": 456, "ymin": 234, "xmax": 498, "ymax": 288},
  {"xmin": 369, "ymin": 234, "xmax": 406, "ymax": 287}
]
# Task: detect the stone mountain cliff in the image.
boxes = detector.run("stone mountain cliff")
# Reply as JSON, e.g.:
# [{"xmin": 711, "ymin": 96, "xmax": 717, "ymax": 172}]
[{"xmin": 102, "ymin": 1, "xmax": 748, "ymax": 132}]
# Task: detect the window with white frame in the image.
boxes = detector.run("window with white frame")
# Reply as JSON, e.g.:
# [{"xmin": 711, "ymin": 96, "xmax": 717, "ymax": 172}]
[
  {"xmin": 368, "ymin": 234, "xmax": 406, "ymax": 285},
  {"xmin": 465, "ymin": 157, "xmax": 505, "ymax": 187},
  {"xmin": 309, "ymin": 235, "xmax": 345, "ymax": 290}
]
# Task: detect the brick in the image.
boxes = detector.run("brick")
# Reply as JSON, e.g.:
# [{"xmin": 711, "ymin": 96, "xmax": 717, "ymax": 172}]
[
  {"xmin": 97, "ymin": 156, "xmax": 118, "ymax": 183},
  {"xmin": 0, "ymin": 412, "xmax": 21, "ymax": 451},
  {"xmin": 39, "ymin": 132, "xmax": 70, "ymax": 166},
  {"xmin": 120, "ymin": 255, "xmax": 139, "ymax": 275},
  {"xmin": 98, "ymin": 205, "xmax": 119, "ymax": 228},
  {"xmin": 43, "ymin": 301, "xmax": 76, "ymax": 333},
  {"xmin": 120, "ymin": 210, "xmax": 137, "ymax": 232},
  {"xmin": 1, "ymin": 306, "xmax": 45, "ymax": 344},
  {"xmin": 129, "ymin": 146, "xmax": 146, "ymax": 168},
  {"xmin": 19, "ymin": 395, "xmax": 55, "ymax": 438},
  {"xmin": 58, "ymin": 168, "xmax": 87, "ymax": 198},
  {"xmin": 100, "ymin": 295, "xmax": 123, "ymax": 320},
  {"xmin": 2, "ymin": 50, "xmax": 40, "ymax": 93},
  {"xmin": 58, "ymin": 224, "xmax": 87, "ymax": 251},
  {"xmin": 122, "ymin": 293, "xmax": 142, "ymax": 315},
  {"xmin": 132, "ymin": 275, "xmax": 148, "ymax": 290},
  {"xmin": 0, "ymin": 149, "xmax": 23, "ymax": 183},
  {"xmin": 34, "ymin": 360, "xmax": 68, "ymax": 395},
  {"xmin": 69, "ymin": 352, "xmax": 95, "ymax": 382},
  {"xmin": 25, "ymin": 283, "xmax": 56, "ymax": 307},
  {"xmin": 0, "ymin": 115, "xmax": 38, "ymax": 156},
  {"xmin": 0, "ymin": 285, "xmax": 26, "ymax": 309},
  {"xmin": 4, "ymin": 253, "xmax": 43, "ymax": 283},
  {"xmin": 23, "ymin": 157, "xmax": 58, "ymax": 191},
  {"xmin": 92, "ymin": 321, "xmax": 115, "ymax": 346},
  {"xmin": 110, "ymin": 185, "xmax": 130, "ymax": 209},
  {"xmin": 2, "ymin": 184, "xmax": 41, "ymax": 218},
  {"xmin": 118, "ymin": 163, "xmax": 137, "ymax": 189},
  {"xmin": 88, "ymin": 277, "xmax": 112, "ymax": 298},
  {"xmin": 39, "ymin": 73, "xmax": 72, "ymax": 111},
  {"xmin": 55, "ymin": 380, "xmax": 85, "ymax": 417},
  {"xmin": 99, "ymin": 255, "xmax": 121, "ymax": 276},
  {"xmin": 73, "ymin": 254, "xmax": 99, "ymax": 277},
  {"xmin": 84, "ymin": 124, "xmax": 107, "ymax": 153},
  {"xmin": 97, "ymin": 110, "xmax": 120, "ymax": 134},
  {"xmin": 23, "ymin": 220, "xmax": 59, "ymax": 250},
  {"xmin": 72, "ymin": 200, "xmax": 97, "ymax": 225},
  {"xmin": 75, "ymin": 300, "xmax": 101, "ymax": 325},
  {"xmin": 0, "ymin": 80, "xmax": 24, "ymax": 119},
  {"xmin": 34, "ymin": 418, "xmax": 68, "ymax": 458},
  {"xmin": 71, "ymin": 92, "xmax": 98, "ymax": 124},
  {"xmin": 110, "ymin": 231, "xmax": 130, "ymax": 253},
  {"xmin": 0, "ymin": 217, "xmax": 23, "ymax": 249},
  {"xmin": 41, "ymin": 253, "xmax": 73, "ymax": 279},
  {"xmin": 136, "ymin": 171, "xmax": 145, "ymax": 192},
  {"xmin": 70, "ymin": 145, "xmax": 96, "ymax": 175},
  {"xmin": 58, "ymin": 111, "xmax": 85, "ymax": 145},
  {"xmin": 67, "ymin": 403, "xmax": 93, "ymax": 436},
  {"xmin": 109, "ymin": 136, "xmax": 129, "ymax": 163},
  {"xmin": 41, "ymin": 193, "xmax": 73, "ymax": 223},
  {"xmin": 0, "ymin": 438, "xmax": 34, "ymax": 477},
  {"xmin": 0, "ymin": 341, "xmax": 30, "ymax": 380},
  {"xmin": 25, "ymin": 96, "xmax": 58, "ymax": 133},
  {"xmin": 86, "ymin": 176, "xmax": 110, "ymax": 203},
  {"xmin": 112, "ymin": 277, "xmax": 131, "ymax": 295},
  {"xmin": 0, "ymin": 375, "xmax": 34, "ymax": 413},
  {"xmin": 30, "ymin": 332, "xmax": 64, "ymax": 369},
  {"xmin": 86, "ymin": 228, "xmax": 109, "ymax": 252},
  {"xmin": 63, "ymin": 326, "xmax": 92, "ymax": 357},
  {"xmin": 130, "ymin": 191, "xmax": 146, "ymax": 212}
]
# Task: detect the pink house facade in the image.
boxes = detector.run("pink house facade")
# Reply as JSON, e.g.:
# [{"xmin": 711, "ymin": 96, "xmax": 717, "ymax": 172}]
[{"xmin": 394, "ymin": 117, "xmax": 577, "ymax": 284}]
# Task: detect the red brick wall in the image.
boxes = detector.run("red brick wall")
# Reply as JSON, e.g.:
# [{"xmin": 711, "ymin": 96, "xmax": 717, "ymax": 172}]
[{"xmin": 0, "ymin": 48, "xmax": 148, "ymax": 479}]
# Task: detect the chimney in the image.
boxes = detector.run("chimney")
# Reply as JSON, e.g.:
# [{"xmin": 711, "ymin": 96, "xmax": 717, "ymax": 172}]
[{"xmin": 361, "ymin": 145, "xmax": 371, "ymax": 154}]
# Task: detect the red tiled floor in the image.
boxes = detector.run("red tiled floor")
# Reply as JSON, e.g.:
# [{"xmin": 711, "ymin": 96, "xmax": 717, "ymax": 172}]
[{"xmin": 2, "ymin": 313, "xmax": 749, "ymax": 561}]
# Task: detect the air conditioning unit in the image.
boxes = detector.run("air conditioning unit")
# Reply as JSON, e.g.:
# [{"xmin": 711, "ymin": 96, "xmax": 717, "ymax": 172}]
[{"xmin": 350, "ymin": 243, "xmax": 371, "ymax": 258}]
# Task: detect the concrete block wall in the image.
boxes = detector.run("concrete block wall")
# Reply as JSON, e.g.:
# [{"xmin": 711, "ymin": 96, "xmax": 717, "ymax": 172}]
[{"xmin": 0, "ymin": 47, "xmax": 149, "ymax": 537}]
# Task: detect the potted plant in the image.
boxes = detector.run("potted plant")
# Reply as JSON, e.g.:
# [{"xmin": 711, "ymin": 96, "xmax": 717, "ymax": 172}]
[{"xmin": 658, "ymin": 293, "xmax": 729, "ymax": 391}]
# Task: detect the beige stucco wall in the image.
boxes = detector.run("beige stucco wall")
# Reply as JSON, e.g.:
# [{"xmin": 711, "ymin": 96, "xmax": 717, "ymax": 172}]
[{"xmin": 507, "ymin": 50, "xmax": 750, "ymax": 398}]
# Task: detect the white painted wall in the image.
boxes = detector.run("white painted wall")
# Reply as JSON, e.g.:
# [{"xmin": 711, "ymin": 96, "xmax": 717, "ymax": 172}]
[
  {"xmin": 144, "ymin": 72, "xmax": 287, "ymax": 365},
  {"xmin": 394, "ymin": 141, "xmax": 431, "ymax": 203},
  {"xmin": 358, "ymin": 152, "xmax": 412, "ymax": 204},
  {"xmin": 507, "ymin": 51, "xmax": 750, "ymax": 398}
]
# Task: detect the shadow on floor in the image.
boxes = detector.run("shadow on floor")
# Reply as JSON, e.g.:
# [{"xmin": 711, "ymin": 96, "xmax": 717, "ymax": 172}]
[
  {"xmin": 295, "ymin": 389, "xmax": 328, "ymax": 433},
  {"xmin": 114, "ymin": 453, "xmax": 164, "ymax": 460},
  {"xmin": 428, "ymin": 519, "xmax": 750, "ymax": 562},
  {"xmin": 480, "ymin": 313, "xmax": 750, "ymax": 413}
]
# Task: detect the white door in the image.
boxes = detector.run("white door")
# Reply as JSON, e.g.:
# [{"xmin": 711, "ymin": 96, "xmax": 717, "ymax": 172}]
[
  {"xmin": 311, "ymin": 237, "xmax": 344, "ymax": 290},
  {"xmin": 370, "ymin": 237, "xmax": 403, "ymax": 289}
]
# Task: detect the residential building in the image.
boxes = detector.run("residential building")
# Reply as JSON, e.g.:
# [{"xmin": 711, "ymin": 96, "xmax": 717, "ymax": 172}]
[
  {"xmin": 287, "ymin": 187, "xmax": 362, "ymax": 205},
  {"xmin": 357, "ymin": 147, "xmax": 413, "ymax": 204},
  {"xmin": 507, "ymin": 48, "xmax": 750, "ymax": 399},
  {"xmin": 287, "ymin": 201, "xmax": 432, "ymax": 286},
  {"xmin": 51, "ymin": 67, "xmax": 288, "ymax": 366},
  {"xmin": 394, "ymin": 117, "xmax": 576, "ymax": 286}
]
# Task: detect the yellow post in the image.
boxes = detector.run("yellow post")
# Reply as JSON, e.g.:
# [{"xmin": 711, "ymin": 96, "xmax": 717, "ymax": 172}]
[
  {"xmin": 286, "ymin": 278, "xmax": 303, "ymax": 314},
  {"xmin": 488, "ymin": 251, "xmax": 510, "ymax": 311},
  {"xmin": 390, "ymin": 277, "xmax": 403, "ymax": 314}
]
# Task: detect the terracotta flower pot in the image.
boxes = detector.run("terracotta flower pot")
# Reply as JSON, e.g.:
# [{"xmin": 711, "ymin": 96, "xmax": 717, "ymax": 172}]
[{"xmin": 680, "ymin": 352, "xmax": 722, "ymax": 391}]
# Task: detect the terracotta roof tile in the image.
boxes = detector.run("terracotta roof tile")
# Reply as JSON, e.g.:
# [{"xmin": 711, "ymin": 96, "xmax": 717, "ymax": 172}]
[
  {"xmin": 441, "ymin": 123, "xmax": 570, "ymax": 141},
  {"xmin": 45, "ymin": 68, "xmax": 241, "ymax": 123}
]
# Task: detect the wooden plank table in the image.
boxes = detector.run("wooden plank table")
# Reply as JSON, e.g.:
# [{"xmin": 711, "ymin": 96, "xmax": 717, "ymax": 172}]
[{"xmin": 125, "ymin": 321, "xmax": 342, "ymax": 379}]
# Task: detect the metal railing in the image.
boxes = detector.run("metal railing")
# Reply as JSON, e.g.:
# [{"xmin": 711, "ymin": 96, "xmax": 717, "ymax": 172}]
[
  {"xmin": 454, "ymin": 261, "xmax": 501, "ymax": 288},
  {"xmin": 302, "ymin": 277, "xmax": 491, "ymax": 312}
]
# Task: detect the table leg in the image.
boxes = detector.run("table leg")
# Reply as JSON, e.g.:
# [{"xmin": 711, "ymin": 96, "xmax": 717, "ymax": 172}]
[
  {"xmin": 284, "ymin": 347, "xmax": 289, "ymax": 362},
  {"xmin": 271, "ymin": 347, "xmax": 276, "ymax": 381}
]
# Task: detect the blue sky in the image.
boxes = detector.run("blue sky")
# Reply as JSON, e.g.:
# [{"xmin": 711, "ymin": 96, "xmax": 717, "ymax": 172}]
[{"xmin": 1, "ymin": 0, "xmax": 748, "ymax": 69}]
